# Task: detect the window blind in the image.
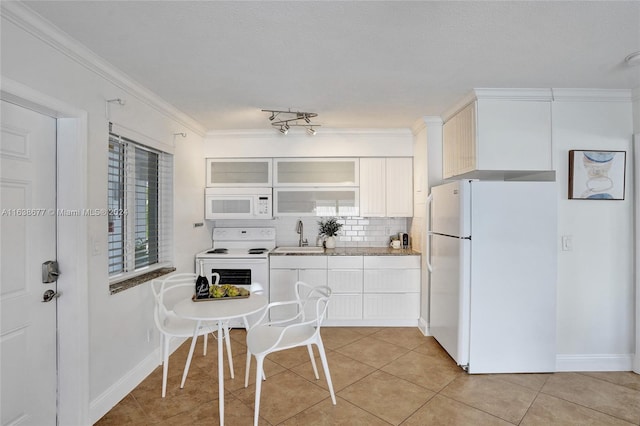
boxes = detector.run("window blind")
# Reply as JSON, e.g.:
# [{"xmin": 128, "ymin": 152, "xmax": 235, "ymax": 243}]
[{"xmin": 108, "ymin": 130, "xmax": 173, "ymax": 279}]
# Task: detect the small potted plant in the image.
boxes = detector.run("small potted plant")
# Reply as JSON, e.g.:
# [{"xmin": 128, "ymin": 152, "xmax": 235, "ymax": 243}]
[{"xmin": 318, "ymin": 217, "xmax": 342, "ymax": 249}]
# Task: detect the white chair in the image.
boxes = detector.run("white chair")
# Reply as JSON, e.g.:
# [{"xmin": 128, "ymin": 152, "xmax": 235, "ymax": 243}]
[
  {"xmin": 243, "ymin": 281, "xmax": 317, "ymax": 387},
  {"xmin": 151, "ymin": 273, "xmax": 234, "ymax": 397},
  {"xmin": 245, "ymin": 282, "xmax": 336, "ymax": 426},
  {"xmin": 242, "ymin": 282, "xmax": 268, "ymax": 386}
]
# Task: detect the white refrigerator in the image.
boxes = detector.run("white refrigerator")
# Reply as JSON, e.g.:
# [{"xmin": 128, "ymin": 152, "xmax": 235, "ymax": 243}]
[{"xmin": 429, "ymin": 180, "xmax": 557, "ymax": 373}]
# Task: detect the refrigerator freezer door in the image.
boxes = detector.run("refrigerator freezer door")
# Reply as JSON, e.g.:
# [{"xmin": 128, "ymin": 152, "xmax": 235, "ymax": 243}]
[
  {"xmin": 429, "ymin": 233, "xmax": 471, "ymax": 367},
  {"xmin": 467, "ymin": 181, "xmax": 557, "ymax": 373},
  {"xmin": 431, "ymin": 180, "xmax": 470, "ymax": 238}
]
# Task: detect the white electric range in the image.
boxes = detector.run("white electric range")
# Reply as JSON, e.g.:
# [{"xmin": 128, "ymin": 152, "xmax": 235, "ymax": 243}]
[{"xmin": 195, "ymin": 227, "xmax": 275, "ymax": 327}]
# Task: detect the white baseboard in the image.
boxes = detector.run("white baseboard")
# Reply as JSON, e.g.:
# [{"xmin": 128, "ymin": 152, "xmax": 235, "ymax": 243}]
[
  {"xmin": 556, "ymin": 353, "xmax": 634, "ymax": 372},
  {"xmin": 89, "ymin": 337, "xmax": 186, "ymax": 424},
  {"xmin": 418, "ymin": 317, "xmax": 430, "ymax": 336},
  {"xmin": 323, "ymin": 319, "xmax": 419, "ymax": 327}
]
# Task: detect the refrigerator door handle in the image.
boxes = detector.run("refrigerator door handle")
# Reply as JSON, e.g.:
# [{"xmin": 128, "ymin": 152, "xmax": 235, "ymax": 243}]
[
  {"xmin": 426, "ymin": 193, "xmax": 433, "ymax": 272},
  {"xmin": 426, "ymin": 233, "xmax": 433, "ymax": 272}
]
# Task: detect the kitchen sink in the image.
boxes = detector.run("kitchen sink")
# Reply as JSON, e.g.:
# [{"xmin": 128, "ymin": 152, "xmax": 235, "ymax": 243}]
[{"xmin": 272, "ymin": 246, "xmax": 325, "ymax": 254}]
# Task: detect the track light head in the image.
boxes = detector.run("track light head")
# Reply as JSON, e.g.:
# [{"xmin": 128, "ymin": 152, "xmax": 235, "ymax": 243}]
[
  {"xmin": 307, "ymin": 127, "xmax": 316, "ymax": 135},
  {"xmin": 269, "ymin": 112, "xmax": 276, "ymax": 121},
  {"xmin": 279, "ymin": 126, "xmax": 288, "ymax": 135}
]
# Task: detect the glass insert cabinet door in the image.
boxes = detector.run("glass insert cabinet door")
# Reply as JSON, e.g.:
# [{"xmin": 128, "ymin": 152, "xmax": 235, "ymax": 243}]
[
  {"xmin": 274, "ymin": 187, "xmax": 359, "ymax": 216},
  {"xmin": 274, "ymin": 158, "xmax": 359, "ymax": 186},
  {"xmin": 206, "ymin": 158, "xmax": 272, "ymax": 187}
]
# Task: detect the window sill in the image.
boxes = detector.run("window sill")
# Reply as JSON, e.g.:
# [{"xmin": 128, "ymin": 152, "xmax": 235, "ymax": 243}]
[{"xmin": 109, "ymin": 267, "xmax": 176, "ymax": 295}]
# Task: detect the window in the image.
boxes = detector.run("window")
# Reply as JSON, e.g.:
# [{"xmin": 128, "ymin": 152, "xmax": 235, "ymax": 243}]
[{"xmin": 108, "ymin": 128, "xmax": 173, "ymax": 280}]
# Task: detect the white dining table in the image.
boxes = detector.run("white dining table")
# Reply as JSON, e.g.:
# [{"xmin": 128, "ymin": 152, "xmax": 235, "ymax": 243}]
[{"xmin": 173, "ymin": 293, "xmax": 268, "ymax": 426}]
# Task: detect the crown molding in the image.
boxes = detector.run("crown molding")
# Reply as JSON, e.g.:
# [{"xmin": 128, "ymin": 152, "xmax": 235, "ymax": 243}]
[
  {"xmin": 1, "ymin": 1, "xmax": 206, "ymax": 136},
  {"xmin": 473, "ymin": 88, "xmax": 553, "ymax": 101},
  {"xmin": 205, "ymin": 127, "xmax": 413, "ymax": 138},
  {"xmin": 551, "ymin": 88, "xmax": 632, "ymax": 102},
  {"xmin": 441, "ymin": 91, "xmax": 478, "ymax": 123},
  {"xmin": 411, "ymin": 116, "xmax": 442, "ymax": 135},
  {"xmin": 442, "ymin": 88, "xmax": 555, "ymax": 120},
  {"xmin": 441, "ymin": 87, "xmax": 633, "ymax": 122}
]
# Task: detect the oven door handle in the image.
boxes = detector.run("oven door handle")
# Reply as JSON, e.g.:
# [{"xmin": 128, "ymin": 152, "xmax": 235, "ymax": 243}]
[{"xmin": 199, "ymin": 258, "xmax": 268, "ymax": 265}]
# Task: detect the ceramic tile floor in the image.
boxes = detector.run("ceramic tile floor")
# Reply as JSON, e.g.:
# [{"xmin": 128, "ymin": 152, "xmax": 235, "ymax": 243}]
[{"xmin": 96, "ymin": 327, "xmax": 640, "ymax": 425}]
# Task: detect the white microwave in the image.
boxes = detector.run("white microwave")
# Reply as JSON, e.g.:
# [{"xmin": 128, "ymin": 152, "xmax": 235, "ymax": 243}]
[{"xmin": 205, "ymin": 187, "xmax": 272, "ymax": 220}]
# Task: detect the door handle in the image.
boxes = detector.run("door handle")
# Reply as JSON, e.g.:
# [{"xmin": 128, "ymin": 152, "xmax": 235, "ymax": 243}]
[
  {"xmin": 42, "ymin": 289, "xmax": 61, "ymax": 302},
  {"xmin": 426, "ymin": 193, "xmax": 433, "ymax": 273}
]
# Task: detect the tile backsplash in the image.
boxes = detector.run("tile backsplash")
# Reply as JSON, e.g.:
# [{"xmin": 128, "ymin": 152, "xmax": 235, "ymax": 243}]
[{"xmin": 209, "ymin": 216, "xmax": 409, "ymax": 248}]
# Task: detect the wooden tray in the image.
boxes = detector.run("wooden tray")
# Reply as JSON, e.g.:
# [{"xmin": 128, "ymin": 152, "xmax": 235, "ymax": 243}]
[{"xmin": 192, "ymin": 293, "xmax": 250, "ymax": 302}]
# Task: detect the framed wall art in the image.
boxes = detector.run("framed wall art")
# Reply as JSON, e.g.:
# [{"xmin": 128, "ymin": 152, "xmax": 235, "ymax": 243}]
[{"xmin": 568, "ymin": 150, "xmax": 626, "ymax": 200}]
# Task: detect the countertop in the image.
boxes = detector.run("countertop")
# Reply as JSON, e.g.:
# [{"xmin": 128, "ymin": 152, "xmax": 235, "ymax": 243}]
[{"xmin": 269, "ymin": 247, "xmax": 420, "ymax": 256}]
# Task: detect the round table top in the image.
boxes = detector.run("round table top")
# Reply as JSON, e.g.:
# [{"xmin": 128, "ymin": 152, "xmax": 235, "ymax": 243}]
[{"xmin": 173, "ymin": 293, "xmax": 268, "ymax": 321}]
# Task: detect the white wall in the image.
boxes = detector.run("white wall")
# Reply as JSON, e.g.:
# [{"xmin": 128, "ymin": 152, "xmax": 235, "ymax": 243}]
[
  {"xmin": 204, "ymin": 128, "xmax": 414, "ymax": 158},
  {"xmin": 634, "ymin": 88, "xmax": 640, "ymax": 374},
  {"xmin": 552, "ymin": 98, "xmax": 634, "ymax": 371},
  {"xmin": 1, "ymin": 6, "xmax": 211, "ymax": 422},
  {"xmin": 203, "ymin": 129, "xmax": 415, "ymax": 249},
  {"xmin": 411, "ymin": 117, "xmax": 442, "ymax": 335}
]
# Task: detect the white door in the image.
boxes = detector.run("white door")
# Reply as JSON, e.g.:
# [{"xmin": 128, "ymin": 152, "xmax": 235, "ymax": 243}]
[{"xmin": 1, "ymin": 100, "xmax": 58, "ymax": 425}]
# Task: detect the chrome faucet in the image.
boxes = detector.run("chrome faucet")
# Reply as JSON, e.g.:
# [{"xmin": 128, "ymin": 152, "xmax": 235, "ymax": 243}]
[{"xmin": 296, "ymin": 220, "xmax": 308, "ymax": 246}]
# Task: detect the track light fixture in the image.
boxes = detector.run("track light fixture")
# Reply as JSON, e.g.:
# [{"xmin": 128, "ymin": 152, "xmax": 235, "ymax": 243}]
[{"xmin": 262, "ymin": 108, "xmax": 320, "ymax": 135}]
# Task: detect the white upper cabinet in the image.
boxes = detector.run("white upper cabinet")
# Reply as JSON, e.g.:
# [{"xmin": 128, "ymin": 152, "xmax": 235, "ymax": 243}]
[
  {"xmin": 274, "ymin": 158, "xmax": 359, "ymax": 186},
  {"xmin": 360, "ymin": 157, "xmax": 413, "ymax": 217},
  {"xmin": 274, "ymin": 187, "xmax": 359, "ymax": 217},
  {"xmin": 206, "ymin": 158, "xmax": 272, "ymax": 187},
  {"xmin": 443, "ymin": 92, "xmax": 553, "ymax": 179},
  {"xmin": 359, "ymin": 158, "xmax": 386, "ymax": 217},
  {"xmin": 385, "ymin": 158, "xmax": 413, "ymax": 217},
  {"xmin": 443, "ymin": 103, "xmax": 476, "ymax": 179}
]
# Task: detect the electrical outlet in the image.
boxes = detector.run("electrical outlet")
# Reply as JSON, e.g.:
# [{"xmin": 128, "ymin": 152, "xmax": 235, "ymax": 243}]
[
  {"xmin": 146, "ymin": 328, "xmax": 152, "ymax": 343},
  {"xmin": 385, "ymin": 227, "xmax": 391, "ymax": 235}
]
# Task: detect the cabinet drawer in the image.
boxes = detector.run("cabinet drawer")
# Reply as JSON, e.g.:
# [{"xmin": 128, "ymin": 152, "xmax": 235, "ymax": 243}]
[
  {"xmin": 363, "ymin": 256, "xmax": 419, "ymax": 269},
  {"xmin": 328, "ymin": 294, "xmax": 363, "ymax": 320},
  {"xmin": 269, "ymin": 256, "xmax": 327, "ymax": 269},
  {"xmin": 328, "ymin": 270, "xmax": 363, "ymax": 293},
  {"xmin": 328, "ymin": 256, "xmax": 362, "ymax": 269},
  {"xmin": 363, "ymin": 269, "xmax": 420, "ymax": 293},
  {"xmin": 363, "ymin": 293, "xmax": 420, "ymax": 320}
]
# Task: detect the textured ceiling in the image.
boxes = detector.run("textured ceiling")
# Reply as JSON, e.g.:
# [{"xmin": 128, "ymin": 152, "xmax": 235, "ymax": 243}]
[{"xmin": 20, "ymin": 1, "xmax": 640, "ymax": 130}]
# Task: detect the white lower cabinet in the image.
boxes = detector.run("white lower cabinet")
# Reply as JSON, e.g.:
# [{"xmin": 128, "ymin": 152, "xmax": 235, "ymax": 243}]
[
  {"xmin": 271, "ymin": 254, "xmax": 421, "ymax": 325},
  {"xmin": 269, "ymin": 256, "xmax": 328, "ymax": 321},
  {"xmin": 363, "ymin": 256, "xmax": 420, "ymax": 321},
  {"xmin": 327, "ymin": 256, "xmax": 363, "ymax": 320}
]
